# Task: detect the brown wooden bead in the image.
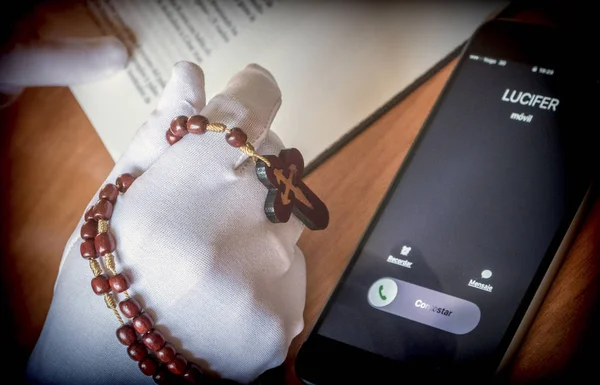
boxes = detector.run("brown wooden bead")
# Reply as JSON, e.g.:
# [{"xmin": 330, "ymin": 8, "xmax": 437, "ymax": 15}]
[
  {"xmin": 225, "ymin": 127, "xmax": 247, "ymax": 148},
  {"xmin": 119, "ymin": 298, "xmax": 142, "ymax": 318},
  {"xmin": 92, "ymin": 199, "xmax": 113, "ymax": 220},
  {"xmin": 80, "ymin": 220, "xmax": 97, "ymax": 240},
  {"xmin": 166, "ymin": 130, "xmax": 182, "ymax": 145},
  {"xmin": 187, "ymin": 115, "xmax": 209, "ymax": 134},
  {"xmin": 167, "ymin": 354, "xmax": 187, "ymax": 375},
  {"xmin": 133, "ymin": 313, "xmax": 154, "ymax": 335},
  {"xmin": 156, "ymin": 343, "xmax": 176, "ymax": 363},
  {"xmin": 142, "ymin": 329, "xmax": 166, "ymax": 351},
  {"xmin": 139, "ymin": 355, "xmax": 159, "ymax": 376},
  {"xmin": 116, "ymin": 173, "xmax": 136, "ymax": 193},
  {"xmin": 95, "ymin": 232, "xmax": 116, "ymax": 255},
  {"xmin": 84, "ymin": 206, "xmax": 95, "ymax": 221},
  {"xmin": 109, "ymin": 273, "xmax": 130, "ymax": 293},
  {"xmin": 91, "ymin": 275, "xmax": 110, "ymax": 295},
  {"xmin": 153, "ymin": 367, "xmax": 176, "ymax": 384},
  {"xmin": 183, "ymin": 363, "xmax": 206, "ymax": 384},
  {"xmin": 127, "ymin": 341, "xmax": 147, "ymax": 361},
  {"xmin": 170, "ymin": 115, "xmax": 189, "ymax": 137},
  {"xmin": 116, "ymin": 325, "xmax": 137, "ymax": 346},
  {"xmin": 80, "ymin": 239, "xmax": 96, "ymax": 259},
  {"xmin": 99, "ymin": 183, "xmax": 119, "ymax": 203}
]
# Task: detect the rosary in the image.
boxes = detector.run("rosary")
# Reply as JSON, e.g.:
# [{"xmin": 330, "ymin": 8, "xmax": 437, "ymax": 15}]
[{"xmin": 79, "ymin": 115, "xmax": 328, "ymax": 384}]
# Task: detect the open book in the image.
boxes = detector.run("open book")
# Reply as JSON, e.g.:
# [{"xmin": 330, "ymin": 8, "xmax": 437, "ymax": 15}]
[{"xmin": 49, "ymin": 0, "xmax": 505, "ymax": 170}]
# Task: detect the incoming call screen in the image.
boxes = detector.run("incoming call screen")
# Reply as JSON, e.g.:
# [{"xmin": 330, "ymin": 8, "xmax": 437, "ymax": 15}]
[{"xmin": 316, "ymin": 54, "xmax": 585, "ymax": 365}]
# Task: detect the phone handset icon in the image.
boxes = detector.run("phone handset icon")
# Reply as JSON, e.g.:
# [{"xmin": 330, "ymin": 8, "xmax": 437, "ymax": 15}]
[
  {"xmin": 368, "ymin": 278, "xmax": 398, "ymax": 307},
  {"xmin": 378, "ymin": 285, "xmax": 387, "ymax": 300}
]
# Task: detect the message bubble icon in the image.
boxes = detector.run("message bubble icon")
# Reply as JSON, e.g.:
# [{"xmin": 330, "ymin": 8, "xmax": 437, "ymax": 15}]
[{"xmin": 481, "ymin": 270, "xmax": 492, "ymax": 279}]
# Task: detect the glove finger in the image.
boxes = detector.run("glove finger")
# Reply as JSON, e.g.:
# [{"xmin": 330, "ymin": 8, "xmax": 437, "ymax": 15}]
[
  {"xmin": 57, "ymin": 61, "xmax": 207, "ymax": 276},
  {"xmin": 113, "ymin": 61, "xmax": 207, "ymax": 176},
  {"xmin": 0, "ymin": 36, "xmax": 127, "ymax": 87},
  {"xmin": 174, "ymin": 63, "xmax": 282, "ymax": 170}
]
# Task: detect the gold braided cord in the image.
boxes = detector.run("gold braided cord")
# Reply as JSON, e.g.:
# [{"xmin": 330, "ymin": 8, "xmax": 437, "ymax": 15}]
[
  {"xmin": 89, "ymin": 259, "xmax": 103, "ymax": 277},
  {"xmin": 123, "ymin": 291, "xmax": 130, "ymax": 300},
  {"xmin": 104, "ymin": 253, "xmax": 117, "ymax": 276},
  {"xmin": 206, "ymin": 122, "xmax": 226, "ymax": 132},
  {"xmin": 204, "ymin": 122, "xmax": 272, "ymax": 166},
  {"xmin": 97, "ymin": 219, "xmax": 109, "ymax": 233},
  {"xmin": 104, "ymin": 293, "xmax": 124, "ymax": 325},
  {"xmin": 240, "ymin": 143, "xmax": 271, "ymax": 167},
  {"xmin": 85, "ymin": 187, "xmax": 127, "ymax": 328},
  {"xmin": 104, "ymin": 292, "xmax": 117, "ymax": 308}
]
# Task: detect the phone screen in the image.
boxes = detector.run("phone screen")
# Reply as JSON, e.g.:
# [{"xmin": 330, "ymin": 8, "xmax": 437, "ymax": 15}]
[{"xmin": 312, "ymin": 37, "xmax": 592, "ymax": 372}]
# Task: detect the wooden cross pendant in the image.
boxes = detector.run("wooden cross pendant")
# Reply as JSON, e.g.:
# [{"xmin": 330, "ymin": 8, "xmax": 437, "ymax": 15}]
[{"xmin": 256, "ymin": 148, "xmax": 329, "ymax": 230}]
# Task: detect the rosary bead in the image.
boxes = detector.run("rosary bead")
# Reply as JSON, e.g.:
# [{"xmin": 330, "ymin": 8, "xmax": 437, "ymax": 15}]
[
  {"xmin": 91, "ymin": 275, "xmax": 111, "ymax": 295},
  {"xmin": 183, "ymin": 363, "xmax": 206, "ymax": 384},
  {"xmin": 225, "ymin": 127, "xmax": 247, "ymax": 148},
  {"xmin": 99, "ymin": 183, "xmax": 119, "ymax": 203},
  {"xmin": 187, "ymin": 115, "xmax": 209, "ymax": 134},
  {"xmin": 93, "ymin": 199, "xmax": 113, "ymax": 221},
  {"xmin": 80, "ymin": 220, "xmax": 97, "ymax": 240},
  {"xmin": 95, "ymin": 232, "xmax": 116, "ymax": 255},
  {"xmin": 156, "ymin": 343, "xmax": 176, "ymax": 363},
  {"xmin": 84, "ymin": 206, "xmax": 95, "ymax": 221},
  {"xmin": 142, "ymin": 329, "xmax": 166, "ymax": 351},
  {"xmin": 80, "ymin": 240, "xmax": 96, "ymax": 259},
  {"xmin": 139, "ymin": 355, "xmax": 159, "ymax": 376},
  {"xmin": 109, "ymin": 273, "xmax": 130, "ymax": 293},
  {"xmin": 153, "ymin": 367, "xmax": 177, "ymax": 384},
  {"xmin": 120, "ymin": 298, "xmax": 142, "ymax": 318},
  {"xmin": 166, "ymin": 130, "xmax": 182, "ymax": 145},
  {"xmin": 116, "ymin": 325, "xmax": 137, "ymax": 346},
  {"xmin": 167, "ymin": 354, "xmax": 187, "ymax": 376},
  {"xmin": 133, "ymin": 313, "xmax": 154, "ymax": 334},
  {"xmin": 116, "ymin": 173, "xmax": 136, "ymax": 193},
  {"xmin": 127, "ymin": 341, "xmax": 148, "ymax": 361},
  {"xmin": 170, "ymin": 116, "xmax": 189, "ymax": 137}
]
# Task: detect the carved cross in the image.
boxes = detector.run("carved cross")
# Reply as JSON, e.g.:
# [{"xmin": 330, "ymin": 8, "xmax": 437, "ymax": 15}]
[{"xmin": 256, "ymin": 148, "xmax": 329, "ymax": 230}]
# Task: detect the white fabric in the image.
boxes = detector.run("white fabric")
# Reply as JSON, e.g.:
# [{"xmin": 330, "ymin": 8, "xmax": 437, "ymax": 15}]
[
  {"xmin": 26, "ymin": 62, "xmax": 306, "ymax": 385},
  {"xmin": 0, "ymin": 36, "xmax": 128, "ymax": 96}
]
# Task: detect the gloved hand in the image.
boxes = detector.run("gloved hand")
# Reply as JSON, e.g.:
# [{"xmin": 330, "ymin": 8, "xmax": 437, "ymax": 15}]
[
  {"xmin": 26, "ymin": 61, "xmax": 306, "ymax": 384},
  {"xmin": 0, "ymin": 1, "xmax": 128, "ymax": 105},
  {"xmin": 0, "ymin": 36, "xmax": 128, "ymax": 106}
]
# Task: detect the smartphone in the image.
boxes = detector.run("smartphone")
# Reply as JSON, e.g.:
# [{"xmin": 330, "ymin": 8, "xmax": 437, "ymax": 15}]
[{"xmin": 295, "ymin": 19, "xmax": 597, "ymax": 383}]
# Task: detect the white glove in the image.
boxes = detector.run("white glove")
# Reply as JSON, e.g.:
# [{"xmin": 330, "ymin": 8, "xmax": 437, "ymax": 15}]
[
  {"xmin": 26, "ymin": 61, "xmax": 306, "ymax": 384},
  {"xmin": 0, "ymin": 36, "xmax": 128, "ymax": 105},
  {"xmin": 0, "ymin": 1, "xmax": 128, "ymax": 102}
]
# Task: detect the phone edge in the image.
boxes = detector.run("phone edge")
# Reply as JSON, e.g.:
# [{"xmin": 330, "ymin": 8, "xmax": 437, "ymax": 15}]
[{"xmin": 496, "ymin": 184, "xmax": 594, "ymax": 373}]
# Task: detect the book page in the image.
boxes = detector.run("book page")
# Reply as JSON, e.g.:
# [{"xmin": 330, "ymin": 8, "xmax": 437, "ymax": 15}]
[
  {"xmin": 83, "ymin": 0, "xmax": 277, "ymax": 105},
  {"xmin": 45, "ymin": 0, "xmax": 506, "ymax": 165}
]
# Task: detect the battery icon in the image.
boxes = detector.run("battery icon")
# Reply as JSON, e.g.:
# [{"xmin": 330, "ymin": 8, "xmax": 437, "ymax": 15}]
[{"xmin": 532, "ymin": 66, "xmax": 538, "ymax": 72}]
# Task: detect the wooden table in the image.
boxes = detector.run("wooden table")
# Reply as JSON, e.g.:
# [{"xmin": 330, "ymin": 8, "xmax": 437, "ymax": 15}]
[{"xmin": 2, "ymin": 60, "xmax": 599, "ymax": 384}]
